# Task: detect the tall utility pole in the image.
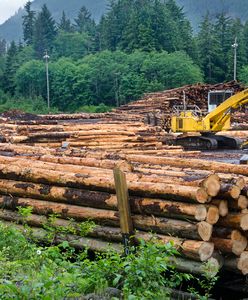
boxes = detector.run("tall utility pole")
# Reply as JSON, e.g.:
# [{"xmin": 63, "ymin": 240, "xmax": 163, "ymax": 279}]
[
  {"xmin": 232, "ymin": 37, "xmax": 238, "ymax": 81},
  {"xmin": 43, "ymin": 50, "xmax": 50, "ymax": 112}
]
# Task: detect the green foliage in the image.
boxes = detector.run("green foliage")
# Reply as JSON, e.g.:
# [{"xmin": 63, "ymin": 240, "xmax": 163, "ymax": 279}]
[
  {"xmin": 0, "ymin": 96, "xmax": 58, "ymax": 114},
  {"xmin": 0, "ymin": 221, "xmax": 219, "ymax": 299},
  {"xmin": 240, "ymin": 65, "xmax": 248, "ymax": 83},
  {"xmin": 33, "ymin": 4, "xmax": 57, "ymax": 58},
  {"xmin": 188, "ymin": 260, "xmax": 219, "ymax": 300}
]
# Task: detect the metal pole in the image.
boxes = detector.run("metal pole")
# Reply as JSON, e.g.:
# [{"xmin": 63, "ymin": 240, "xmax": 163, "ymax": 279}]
[
  {"xmin": 43, "ymin": 50, "xmax": 50, "ymax": 112},
  {"xmin": 232, "ymin": 37, "xmax": 238, "ymax": 81}
]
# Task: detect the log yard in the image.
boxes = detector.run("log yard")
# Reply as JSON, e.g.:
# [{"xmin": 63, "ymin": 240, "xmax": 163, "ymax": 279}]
[{"xmin": 0, "ymin": 80, "xmax": 247, "ymax": 297}]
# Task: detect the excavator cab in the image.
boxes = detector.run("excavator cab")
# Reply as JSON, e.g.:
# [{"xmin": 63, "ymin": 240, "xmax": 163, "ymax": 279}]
[
  {"xmin": 171, "ymin": 89, "xmax": 247, "ymax": 150},
  {"xmin": 208, "ymin": 90, "xmax": 233, "ymax": 112}
]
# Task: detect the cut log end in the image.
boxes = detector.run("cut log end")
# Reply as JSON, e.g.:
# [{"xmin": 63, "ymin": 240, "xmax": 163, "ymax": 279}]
[
  {"xmin": 240, "ymin": 214, "xmax": 248, "ymax": 231},
  {"xmin": 231, "ymin": 230, "xmax": 248, "ymax": 256},
  {"xmin": 237, "ymin": 195, "xmax": 248, "ymax": 210},
  {"xmin": 206, "ymin": 206, "xmax": 220, "ymax": 225},
  {"xmin": 199, "ymin": 242, "xmax": 215, "ymax": 262},
  {"xmin": 197, "ymin": 221, "xmax": 213, "ymax": 241},
  {"xmin": 202, "ymin": 174, "xmax": 220, "ymax": 197},
  {"xmin": 195, "ymin": 205, "xmax": 207, "ymax": 221},
  {"xmin": 238, "ymin": 251, "xmax": 248, "ymax": 275},
  {"xmin": 196, "ymin": 188, "xmax": 210, "ymax": 204}
]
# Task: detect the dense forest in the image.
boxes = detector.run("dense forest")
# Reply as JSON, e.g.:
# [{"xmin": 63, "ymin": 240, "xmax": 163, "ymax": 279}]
[{"xmin": 0, "ymin": 0, "xmax": 248, "ymax": 113}]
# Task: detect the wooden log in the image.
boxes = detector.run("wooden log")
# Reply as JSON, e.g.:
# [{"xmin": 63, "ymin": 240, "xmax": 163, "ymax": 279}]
[
  {"xmin": 237, "ymin": 251, "xmax": 248, "ymax": 275},
  {"xmin": 0, "ymin": 179, "xmax": 208, "ymax": 221},
  {"xmin": 210, "ymin": 199, "xmax": 228, "ymax": 217},
  {"xmin": 211, "ymin": 231, "xmax": 247, "ymax": 256},
  {"xmin": 241, "ymin": 186, "xmax": 248, "ymax": 197},
  {"xmin": 206, "ymin": 206, "xmax": 219, "ymax": 225},
  {"xmin": 0, "ymin": 164, "xmax": 210, "ymax": 203},
  {"xmin": 0, "ymin": 156, "xmax": 218, "ymax": 194},
  {"xmin": 0, "ymin": 196, "xmax": 211, "ymax": 241},
  {"xmin": 127, "ymin": 155, "xmax": 248, "ymax": 176},
  {"xmin": 0, "ymin": 210, "xmax": 212, "ymax": 261},
  {"xmin": 1, "ymin": 221, "xmax": 123, "ymax": 253},
  {"xmin": 217, "ymin": 213, "xmax": 248, "ymax": 231},
  {"xmin": 218, "ymin": 183, "xmax": 241, "ymax": 200},
  {"xmin": 228, "ymin": 196, "xmax": 248, "ymax": 211},
  {"xmin": 170, "ymin": 257, "xmax": 220, "ymax": 277}
]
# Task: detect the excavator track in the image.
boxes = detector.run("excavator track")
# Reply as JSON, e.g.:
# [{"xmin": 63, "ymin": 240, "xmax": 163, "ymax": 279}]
[
  {"xmin": 174, "ymin": 134, "xmax": 242, "ymax": 150},
  {"xmin": 174, "ymin": 136, "xmax": 218, "ymax": 150}
]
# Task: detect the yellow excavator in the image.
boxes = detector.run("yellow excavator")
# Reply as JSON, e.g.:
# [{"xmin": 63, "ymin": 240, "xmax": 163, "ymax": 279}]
[{"xmin": 171, "ymin": 88, "xmax": 248, "ymax": 150}]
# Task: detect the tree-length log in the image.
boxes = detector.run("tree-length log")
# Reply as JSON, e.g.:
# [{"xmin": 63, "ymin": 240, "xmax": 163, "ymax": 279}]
[
  {"xmin": 0, "ymin": 156, "xmax": 219, "ymax": 194},
  {"xmin": 0, "ymin": 196, "xmax": 211, "ymax": 241},
  {"xmin": 0, "ymin": 210, "xmax": 213, "ymax": 261},
  {"xmin": 0, "ymin": 179, "xmax": 208, "ymax": 221},
  {"xmin": 211, "ymin": 231, "xmax": 247, "ymax": 256},
  {"xmin": 170, "ymin": 257, "xmax": 220, "ymax": 277},
  {"xmin": 0, "ymin": 220, "xmax": 123, "ymax": 253},
  {"xmin": 0, "ymin": 164, "xmax": 210, "ymax": 203},
  {"xmin": 127, "ymin": 155, "xmax": 248, "ymax": 176}
]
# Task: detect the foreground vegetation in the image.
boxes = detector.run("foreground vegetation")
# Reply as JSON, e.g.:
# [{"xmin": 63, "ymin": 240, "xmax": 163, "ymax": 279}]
[
  {"xmin": 0, "ymin": 0, "xmax": 248, "ymax": 113},
  {"xmin": 0, "ymin": 207, "xmax": 218, "ymax": 299}
]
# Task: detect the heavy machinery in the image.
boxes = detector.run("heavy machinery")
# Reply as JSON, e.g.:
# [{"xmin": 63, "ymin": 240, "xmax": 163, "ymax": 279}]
[{"xmin": 171, "ymin": 88, "xmax": 248, "ymax": 150}]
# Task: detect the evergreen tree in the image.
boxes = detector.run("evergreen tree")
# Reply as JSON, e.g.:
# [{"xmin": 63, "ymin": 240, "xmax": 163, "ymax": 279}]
[
  {"xmin": 213, "ymin": 13, "xmax": 232, "ymax": 82},
  {"xmin": 58, "ymin": 11, "xmax": 73, "ymax": 33},
  {"xmin": 3, "ymin": 41, "xmax": 19, "ymax": 95},
  {"xmin": 242, "ymin": 21, "xmax": 248, "ymax": 65},
  {"xmin": 0, "ymin": 39, "xmax": 6, "ymax": 56},
  {"xmin": 197, "ymin": 13, "xmax": 221, "ymax": 83},
  {"xmin": 74, "ymin": 6, "xmax": 96, "ymax": 35},
  {"xmin": 33, "ymin": 4, "xmax": 57, "ymax": 58},
  {"xmin": 22, "ymin": 1, "xmax": 36, "ymax": 45},
  {"xmin": 227, "ymin": 19, "xmax": 246, "ymax": 80}
]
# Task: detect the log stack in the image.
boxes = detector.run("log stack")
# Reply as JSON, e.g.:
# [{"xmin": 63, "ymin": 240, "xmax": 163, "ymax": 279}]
[
  {"xmin": 113, "ymin": 81, "xmax": 245, "ymax": 130},
  {"xmin": 0, "ymin": 149, "xmax": 246, "ymax": 276}
]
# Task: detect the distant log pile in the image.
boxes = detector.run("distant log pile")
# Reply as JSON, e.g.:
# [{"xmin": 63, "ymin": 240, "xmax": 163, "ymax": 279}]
[
  {"xmin": 113, "ymin": 81, "xmax": 245, "ymax": 130},
  {"xmin": 0, "ymin": 145, "xmax": 246, "ymax": 275},
  {"xmin": 0, "ymin": 121, "xmax": 183, "ymax": 152}
]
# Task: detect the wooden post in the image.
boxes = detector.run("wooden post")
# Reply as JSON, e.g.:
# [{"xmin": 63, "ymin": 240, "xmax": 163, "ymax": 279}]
[{"xmin": 114, "ymin": 167, "xmax": 134, "ymax": 255}]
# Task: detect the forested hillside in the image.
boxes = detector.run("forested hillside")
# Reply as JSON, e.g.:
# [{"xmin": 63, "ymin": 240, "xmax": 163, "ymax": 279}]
[
  {"xmin": 0, "ymin": 0, "xmax": 107, "ymax": 41},
  {"xmin": 177, "ymin": 0, "xmax": 248, "ymax": 29},
  {"xmin": 1, "ymin": 0, "xmax": 248, "ymax": 41},
  {"xmin": 0, "ymin": 0, "xmax": 248, "ymax": 114}
]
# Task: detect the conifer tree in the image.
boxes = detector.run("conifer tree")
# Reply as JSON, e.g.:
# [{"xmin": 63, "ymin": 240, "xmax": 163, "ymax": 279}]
[
  {"xmin": 3, "ymin": 41, "xmax": 19, "ymax": 95},
  {"xmin": 58, "ymin": 11, "xmax": 73, "ymax": 33},
  {"xmin": 74, "ymin": 6, "xmax": 96, "ymax": 35},
  {"xmin": 22, "ymin": 1, "xmax": 36, "ymax": 45},
  {"xmin": 197, "ymin": 13, "xmax": 220, "ymax": 83},
  {"xmin": 33, "ymin": 4, "xmax": 57, "ymax": 58}
]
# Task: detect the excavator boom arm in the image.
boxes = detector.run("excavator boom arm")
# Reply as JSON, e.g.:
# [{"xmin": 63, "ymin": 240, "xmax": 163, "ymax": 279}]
[{"xmin": 203, "ymin": 88, "xmax": 248, "ymax": 130}]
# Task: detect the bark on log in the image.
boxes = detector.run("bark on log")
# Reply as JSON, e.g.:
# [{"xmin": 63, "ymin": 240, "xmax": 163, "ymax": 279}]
[
  {"xmin": 0, "ymin": 164, "xmax": 210, "ymax": 203},
  {"xmin": 0, "ymin": 179, "xmax": 208, "ymax": 221},
  {"xmin": 0, "ymin": 210, "xmax": 213, "ymax": 261},
  {"xmin": 127, "ymin": 155, "xmax": 248, "ymax": 176},
  {"xmin": 0, "ymin": 196, "xmax": 211, "ymax": 241},
  {"xmin": 217, "ymin": 213, "xmax": 248, "ymax": 231}
]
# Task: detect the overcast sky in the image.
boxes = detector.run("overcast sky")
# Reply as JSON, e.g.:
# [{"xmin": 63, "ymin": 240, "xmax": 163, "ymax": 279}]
[{"xmin": 0, "ymin": 0, "xmax": 27, "ymax": 24}]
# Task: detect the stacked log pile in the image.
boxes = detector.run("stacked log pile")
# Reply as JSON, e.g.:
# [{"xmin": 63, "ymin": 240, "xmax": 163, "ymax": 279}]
[
  {"xmin": 113, "ymin": 81, "xmax": 245, "ymax": 130},
  {"xmin": 0, "ymin": 121, "xmax": 184, "ymax": 153},
  {"xmin": 0, "ymin": 149, "xmax": 246, "ymax": 275}
]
